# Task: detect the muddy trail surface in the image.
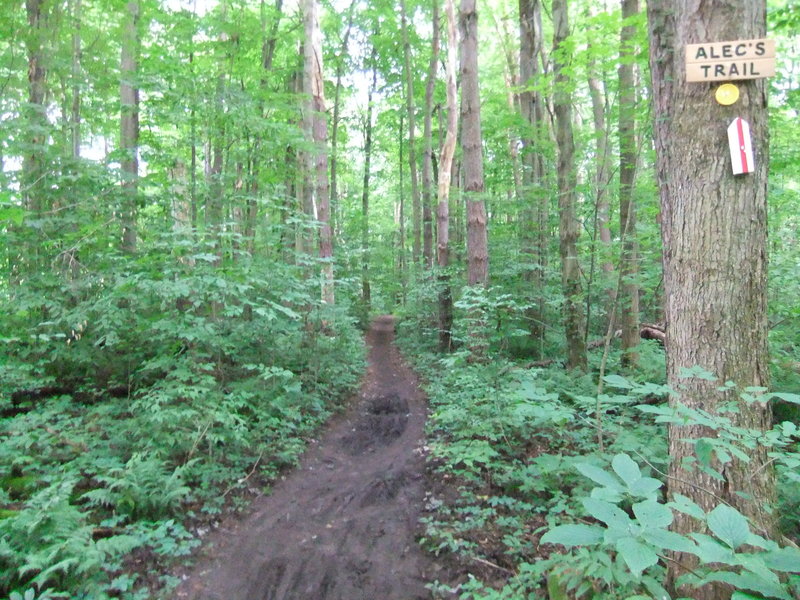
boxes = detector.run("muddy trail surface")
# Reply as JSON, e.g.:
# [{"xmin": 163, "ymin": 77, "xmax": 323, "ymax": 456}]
[{"xmin": 176, "ymin": 315, "xmax": 438, "ymax": 600}]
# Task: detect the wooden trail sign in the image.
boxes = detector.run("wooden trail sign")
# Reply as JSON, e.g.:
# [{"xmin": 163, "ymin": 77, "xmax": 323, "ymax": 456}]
[
  {"xmin": 728, "ymin": 117, "xmax": 754, "ymax": 175},
  {"xmin": 686, "ymin": 38, "xmax": 775, "ymax": 82}
]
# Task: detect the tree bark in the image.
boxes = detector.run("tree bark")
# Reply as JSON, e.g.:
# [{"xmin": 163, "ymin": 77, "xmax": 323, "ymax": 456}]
[
  {"xmin": 397, "ymin": 113, "xmax": 406, "ymax": 303},
  {"xmin": 304, "ymin": 0, "xmax": 334, "ymax": 304},
  {"xmin": 400, "ymin": 0, "xmax": 422, "ymax": 266},
  {"xmin": 70, "ymin": 0, "xmax": 81, "ymax": 159},
  {"xmin": 459, "ymin": 0, "xmax": 488, "ymax": 287},
  {"xmin": 120, "ymin": 0, "xmax": 140, "ymax": 254},
  {"xmin": 421, "ymin": 0, "xmax": 440, "ymax": 270},
  {"xmin": 330, "ymin": 1, "xmax": 355, "ymax": 239},
  {"xmin": 518, "ymin": 0, "xmax": 548, "ymax": 356},
  {"xmin": 438, "ymin": 0, "xmax": 459, "ymax": 352},
  {"xmin": 647, "ymin": 0, "xmax": 775, "ymax": 595},
  {"xmin": 23, "ymin": 0, "xmax": 48, "ymax": 219},
  {"xmin": 552, "ymin": 0, "xmax": 586, "ymax": 371},
  {"xmin": 491, "ymin": 12, "xmax": 522, "ymax": 205},
  {"xmin": 207, "ymin": 70, "xmax": 225, "ymax": 265},
  {"xmin": 247, "ymin": 0, "xmax": 284, "ymax": 255},
  {"xmin": 618, "ymin": 0, "xmax": 640, "ymax": 367},
  {"xmin": 586, "ymin": 15, "xmax": 614, "ymax": 318},
  {"xmin": 361, "ymin": 49, "xmax": 377, "ymax": 316},
  {"xmin": 459, "ymin": 0, "xmax": 489, "ymax": 359}
]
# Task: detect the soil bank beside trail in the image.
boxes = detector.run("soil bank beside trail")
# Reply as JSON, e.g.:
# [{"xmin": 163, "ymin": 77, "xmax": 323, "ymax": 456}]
[{"xmin": 175, "ymin": 315, "xmax": 436, "ymax": 600}]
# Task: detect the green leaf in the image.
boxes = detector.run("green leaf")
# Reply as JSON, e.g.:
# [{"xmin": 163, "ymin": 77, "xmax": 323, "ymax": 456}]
[
  {"xmin": 612, "ymin": 453, "xmax": 642, "ymax": 485},
  {"xmin": 679, "ymin": 366, "xmax": 717, "ymax": 381},
  {"xmin": 770, "ymin": 392, "xmax": 800, "ymax": 405},
  {"xmin": 707, "ymin": 504, "xmax": 751, "ymax": 549},
  {"xmin": 642, "ymin": 528, "xmax": 697, "ymax": 554},
  {"xmin": 641, "ymin": 576, "xmax": 672, "ymax": 600},
  {"xmin": 695, "ymin": 438, "xmax": 715, "ymax": 467},
  {"xmin": 763, "ymin": 546, "xmax": 800, "ymax": 572},
  {"xmin": 633, "ymin": 500, "xmax": 673, "ymax": 529},
  {"xmin": 628, "ymin": 477, "xmax": 663, "ymax": 498},
  {"xmin": 616, "ymin": 537, "xmax": 659, "ymax": 577},
  {"xmin": 582, "ymin": 498, "xmax": 633, "ymax": 530},
  {"xmin": 540, "ymin": 524, "xmax": 605, "ymax": 547},
  {"xmin": 575, "ymin": 463, "xmax": 624, "ymax": 491},
  {"xmin": 590, "ymin": 485, "xmax": 625, "ymax": 503},
  {"xmin": 732, "ymin": 592, "xmax": 772, "ymax": 600},
  {"xmin": 737, "ymin": 554, "xmax": 782, "ymax": 586},
  {"xmin": 0, "ymin": 206, "xmax": 25, "ymax": 225},
  {"xmin": 689, "ymin": 533, "xmax": 737, "ymax": 564},
  {"xmin": 603, "ymin": 374, "xmax": 635, "ymax": 389},
  {"xmin": 702, "ymin": 571, "xmax": 791, "ymax": 600}
]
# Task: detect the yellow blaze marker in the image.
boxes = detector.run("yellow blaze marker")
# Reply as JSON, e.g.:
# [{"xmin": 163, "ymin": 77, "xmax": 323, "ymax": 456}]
[{"xmin": 715, "ymin": 83, "xmax": 740, "ymax": 105}]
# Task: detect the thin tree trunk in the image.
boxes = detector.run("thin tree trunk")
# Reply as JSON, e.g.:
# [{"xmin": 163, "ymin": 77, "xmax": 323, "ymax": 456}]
[
  {"xmin": 299, "ymin": 36, "xmax": 315, "ymax": 261},
  {"xmin": 421, "ymin": 0, "xmax": 440, "ymax": 270},
  {"xmin": 492, "ymin": 11, "xmax": 522, "ymax": 203},
  {"xmin": 282, "ymin": 68, "xmax": 300, "ymax": 263},
  {"xmin": 207, "ymin": 71, "xmax": 225, "ymax": 265},
  {"xmin": 586, "ymin": 23, "xmax": 614, "ymax": 307},
  {"xmin": 618, "ymin": 0, "xmax": 640, "ymax": 367},
  {"xmin": 552, "ymin": 0, "xmax": 586, "ymax": 371},
  {"xmin": 647, "ymin": 0, "xmax": 775, "ymax": 595},
  {"xmin": 260, "ymin": 0, "xmax": 282, "ymax": 73},
  {"xmin": 247, "ymin": 0, "xmax": 284, "ymax": 256},
  {"xmin": 361, "ymin": 50, "xmax": 377, "ymax": 315},
  {"xmin": 189, "ymin": 47, "xmax": 197, "ymax": 230},
  {"xmin": 438, "ymin": 0, "xmax": 459, "ymax": 352},
  {"xmin": 397, "ymin": 114, "xmax": 406, "ymax": 303},
  {"xmin": 400, "ymin": 0, "xmax": 422, "ymax": 265},
  {"xmin": 70, "ymin": 0, "xmax": 81, "ymax": 159},
  {"xmin": 330, "ymin": 1, "xmax": 355, "ymax": 239},
  {"xmin": 120, "ymin": 0, "xmax": 139, "ymax": 254},
  {"xmin": 22, "ymin": 0, "xmax": 49, "ymax": 276}
]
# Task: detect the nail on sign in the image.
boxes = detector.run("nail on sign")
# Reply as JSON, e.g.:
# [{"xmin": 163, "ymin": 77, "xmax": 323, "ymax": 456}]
[{"xmin": 686, "ymin": 38, "xmax": 775, "ymax": 82}]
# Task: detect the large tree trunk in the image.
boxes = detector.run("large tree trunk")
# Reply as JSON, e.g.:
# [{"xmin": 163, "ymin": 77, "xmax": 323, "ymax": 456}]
[
  {"xmin": 438, "ymin": 0, "xmax": 459, "ymax": 352},
  {"xmin": 120, "ymin": 0, "xmax": 139, "ymax": 254},
  {"xmin": 552, "ymin": 0, "xmax": 586, "ymax": 371},
  {"xmin": 304, "ymin": 0, "xmax": 333, "ymax": 304},
  {"xmin": 459, "ymin": 0, "xmax": 489, "ymax": 359},
  {"xmin": 421, "ymin": 0, "xmax": 440, "ymax": 270},
  {"xmin": 518, "ymin": 0, "xmax": 548, "ymax": 357},
  {"xmin": 647, "ymin": 0, "xmax": 775, "ymax": 595},
  {"xmin": 459, "ymin": 0, "xmax": 488, "ymax": 287},
  {"xmin": 400, "ymin": 0, "xmax": 422, "ymax": 266},
  {"xmin": 618, "ymin": 0, "xmax": 640, "ymax": 367}
]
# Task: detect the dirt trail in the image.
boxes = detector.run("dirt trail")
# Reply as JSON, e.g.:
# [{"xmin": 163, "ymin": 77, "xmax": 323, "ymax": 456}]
[{"xmin": 176, "ymin": 315, "xmax": 435, "ymax": 600}]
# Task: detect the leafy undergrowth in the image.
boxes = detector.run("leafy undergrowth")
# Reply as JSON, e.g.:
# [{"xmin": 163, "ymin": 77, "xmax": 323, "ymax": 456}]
[
  {"xmin": 0, "ymin": 255, "xmax": 366, "ymax": 599},
  {"xmin": 397, "ymin": 320, "xmax": 800, "ymax": 600}
]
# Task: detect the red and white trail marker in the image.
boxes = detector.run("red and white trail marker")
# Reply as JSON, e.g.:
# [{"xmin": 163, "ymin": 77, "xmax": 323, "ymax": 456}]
[{"xmin": 727, "ymin": 117, "xmax": 754, "ymax": 175}]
